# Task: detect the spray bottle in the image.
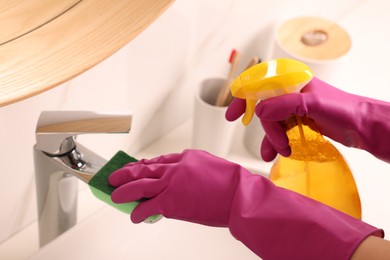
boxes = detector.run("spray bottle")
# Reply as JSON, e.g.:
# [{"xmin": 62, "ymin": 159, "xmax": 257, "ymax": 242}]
[{"xmin": 230, "ymin": 58, "xmax": 361, "ymax": 219}]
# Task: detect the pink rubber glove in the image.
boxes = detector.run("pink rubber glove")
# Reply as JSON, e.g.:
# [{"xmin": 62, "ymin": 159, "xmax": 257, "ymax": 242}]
[
  {"xmin": 226, "ymin": 77, "xmax": 390, "ymax": 162},
  {"xmin": 109, "ymin": 149, "xmax": 383, "ymax": 260},
  {"xmin": 226, "ymin": 98, "xmax": 291, "ymax": 161}
]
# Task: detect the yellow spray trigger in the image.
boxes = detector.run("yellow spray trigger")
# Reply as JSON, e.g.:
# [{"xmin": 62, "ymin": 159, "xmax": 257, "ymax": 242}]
[{"xmin": 230, "ymin": 58, "xmax": 314, "ymax": 125}]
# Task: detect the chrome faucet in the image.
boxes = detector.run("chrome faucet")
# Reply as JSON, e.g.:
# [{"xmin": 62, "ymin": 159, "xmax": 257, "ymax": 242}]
[{"xmin": 33, "ymin": 111, "xmax": 132, "ymax": 247}]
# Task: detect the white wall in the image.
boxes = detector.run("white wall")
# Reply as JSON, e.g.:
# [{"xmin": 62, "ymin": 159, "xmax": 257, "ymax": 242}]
[{"xmin": 2, "ymin": 0, "xmax": 390, "ymax": 244}]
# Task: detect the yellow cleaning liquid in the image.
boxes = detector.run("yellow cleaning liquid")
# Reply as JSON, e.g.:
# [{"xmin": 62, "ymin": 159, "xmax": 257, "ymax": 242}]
[
  {"xmin": 229, "ymin": 58, "xmax": 362, "ymax": 219},
  {"xmin": 269, "ymin": 116, "xmax": 361, "ymax": 219}
]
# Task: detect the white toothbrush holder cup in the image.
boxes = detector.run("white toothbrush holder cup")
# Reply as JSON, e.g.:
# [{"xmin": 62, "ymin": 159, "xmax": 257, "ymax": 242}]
[{"xmin": 192, "ymin": 78, "xmax": 237, "ymax": 158}]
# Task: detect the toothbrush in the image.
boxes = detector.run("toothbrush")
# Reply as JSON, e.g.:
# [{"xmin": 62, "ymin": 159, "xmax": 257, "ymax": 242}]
[
  {"xmin": 225, "ymin": 56, "xmax": 261, "ymax": 105},
  {"xmin": 244, "ymin": 56, "xmax": 261, "ymax": 70},
  {"xmin": 215, "ymin": 49, "xmax": 241, "ymax": 107}
]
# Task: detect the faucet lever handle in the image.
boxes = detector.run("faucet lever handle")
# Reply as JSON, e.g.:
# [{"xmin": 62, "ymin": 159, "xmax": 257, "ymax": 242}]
[{"xmin": 36, "ymin": 111, "xmax": 132, "ymax": 155}]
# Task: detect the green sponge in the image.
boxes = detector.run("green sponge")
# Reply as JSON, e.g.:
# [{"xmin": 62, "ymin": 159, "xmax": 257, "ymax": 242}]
[{"xmin": 88, "ymin": 150, "xmax": 161, "ymax": 222}]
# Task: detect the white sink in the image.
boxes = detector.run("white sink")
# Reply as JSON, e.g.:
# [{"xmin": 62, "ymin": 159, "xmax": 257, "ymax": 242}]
[{"xmin": 28, "ymin": 206, "xmax": 259, "ymax": 260}]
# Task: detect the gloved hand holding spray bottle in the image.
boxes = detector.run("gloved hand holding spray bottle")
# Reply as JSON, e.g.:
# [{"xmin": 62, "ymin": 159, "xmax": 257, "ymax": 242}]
[{"xmin": 229, "ymin": 58, "xmax": 361, "ymax": 219}]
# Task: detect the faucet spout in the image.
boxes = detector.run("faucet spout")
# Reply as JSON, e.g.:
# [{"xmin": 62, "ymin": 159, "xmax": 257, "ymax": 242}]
[{"xmin": 34, "ymin": 111, "xmax": 132, "ymax": 247}]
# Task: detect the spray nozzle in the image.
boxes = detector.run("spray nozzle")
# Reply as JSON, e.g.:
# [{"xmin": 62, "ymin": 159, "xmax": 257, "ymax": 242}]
[{"xmin": 230, "ymin": 58, "xmax": 313, "ymax": 125}]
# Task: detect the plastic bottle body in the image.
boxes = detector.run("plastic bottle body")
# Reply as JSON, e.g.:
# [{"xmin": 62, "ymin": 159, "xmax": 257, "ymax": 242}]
[
  {"xmin": 228, "ymin": 58, "xmax": 361, "ymax": 218},
  {"xmin": 269, "ymin": 116, "xmax": 362, "ymax": 219}
]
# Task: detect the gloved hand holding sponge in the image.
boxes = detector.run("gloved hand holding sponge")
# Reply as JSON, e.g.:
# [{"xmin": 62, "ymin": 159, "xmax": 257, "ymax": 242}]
[
  {"xmin": 109, "ymin": 149, "xmax": 382, "ymax": 259},
  {"xmin": 108, "ymin": 58, "xmax": 390, "ymax": 259}
]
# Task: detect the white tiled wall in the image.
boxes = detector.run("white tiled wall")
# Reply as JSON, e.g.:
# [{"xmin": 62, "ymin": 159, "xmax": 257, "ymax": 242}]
[{"xmin": 2, "ymin": 0, "xmax": 390, "ymax": 245}]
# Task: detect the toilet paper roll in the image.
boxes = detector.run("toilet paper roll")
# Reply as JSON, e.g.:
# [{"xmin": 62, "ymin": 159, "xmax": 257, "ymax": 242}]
[
  {"xmin": 243, "ymin": 16, "xmax": 351, "ymax": 159},
  {"xmin": 272, "ymin": 16, "xmax": 351, "ymax": 82}
]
